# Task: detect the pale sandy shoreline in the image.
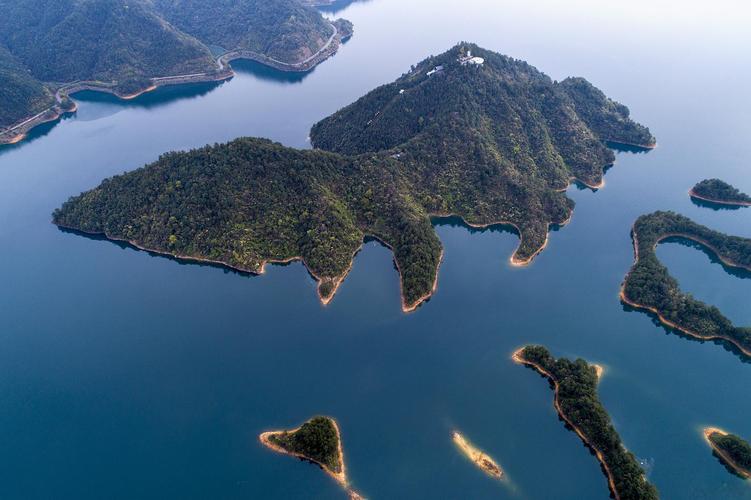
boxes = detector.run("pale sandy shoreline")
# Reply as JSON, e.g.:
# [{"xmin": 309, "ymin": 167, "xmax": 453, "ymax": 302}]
[
  {"xmin": 512, "ymin": 347, "xmax": 621, "ymax": 500},
  {"xmin": 621, "ymin": 228, "xmax": 751, "ymax": 358}
]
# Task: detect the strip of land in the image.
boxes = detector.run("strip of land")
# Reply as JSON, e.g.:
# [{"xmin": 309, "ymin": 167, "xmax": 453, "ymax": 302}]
[
  {"xmin": 513, "ymin": 346, "xmax": 658, "ymax": 500},
  {"xmin": 452, "ymin": 431, "xmax": 503, "ymax": 479}
]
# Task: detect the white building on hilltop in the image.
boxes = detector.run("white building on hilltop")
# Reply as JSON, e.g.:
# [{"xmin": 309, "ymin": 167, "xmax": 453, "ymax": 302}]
[{"xmin": 459, "ymin": 50, "xmax": 485, "ymax": 66}]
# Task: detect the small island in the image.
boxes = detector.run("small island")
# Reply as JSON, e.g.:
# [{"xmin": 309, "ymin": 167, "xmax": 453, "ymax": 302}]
[
  {"xmin": 513, "ymin": 346, "xmax": 658, "ymax": 500},
  {"xmin": 621, "ymin": 211, "xmax": 751, "ymax": 357},
  {"xmin": 260, "ymin": 416, "xmax": 362, "ymax": 498},
  {"xmin": 690, "ymin": 179, "xmax": 751, "ymax": 207},
  {"xmin": 704, "ymin": 427, "xmax": 751, "ymax": 479},
  {"xmin": 53, "ymin": 43, "xmax": 654, "ymax": 312},
  {"xmin": 452, "ymin": 431, "xmax": 503, "ymax": 479}
]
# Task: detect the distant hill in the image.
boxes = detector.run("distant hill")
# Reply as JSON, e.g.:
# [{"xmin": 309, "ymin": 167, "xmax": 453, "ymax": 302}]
[
  {"xmin": 54, "ymin": 44, "xmax": 654, "ymax": 311},
  {"xmin": 0, "ymin": 0, "xmax": 215, "ymax": 84},
  {"xmin": 0, "ymin": 0, "xmax": 352, "ymax": 133}
]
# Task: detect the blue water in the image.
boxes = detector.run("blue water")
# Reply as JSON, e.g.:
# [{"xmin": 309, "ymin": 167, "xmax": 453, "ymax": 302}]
[{"xmin": 1, "ymin": 0, "xmax": 750, "ymax": 498}]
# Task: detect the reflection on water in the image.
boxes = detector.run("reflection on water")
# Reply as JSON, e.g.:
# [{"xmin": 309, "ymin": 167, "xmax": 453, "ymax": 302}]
[
  {"xmin": 229, "ymin": 59, "xmax": 311, "ymax": 84},
  {"xmin": 316, "ymin": 0, "xmax": 374, "ymax": 15},
  {"xmin": 72, "ymin": 81, "xmax": 226, "ymax": 115}
]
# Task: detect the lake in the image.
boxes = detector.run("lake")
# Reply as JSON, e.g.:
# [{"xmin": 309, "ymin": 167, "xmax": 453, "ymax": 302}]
[{"xmin": 1, "ymin": 0, "xmax": 750, "ymax": 498}]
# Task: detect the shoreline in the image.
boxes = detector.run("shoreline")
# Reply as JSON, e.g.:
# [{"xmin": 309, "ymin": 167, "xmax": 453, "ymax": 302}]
[
  {"xmin": 702, "ymin": 427, "xmax": 751, "ymax": 480},
  {"xmin": 620, "ymin": 228, "xmax": 751, "ymax": 358},
  {"xmin": 55, "ymin": 204, "xmax": 569, "ymax": 314},
  {"xmin": 512, "ymin": 348, "xmax": 621, "ymax": 500},
  {"xmin": 688, "ymin": 189, "xmax": 751, "ymax": 208},
  {"xmin": 1, "ymin": 20, "xmax": 349, "ymax": 146}
]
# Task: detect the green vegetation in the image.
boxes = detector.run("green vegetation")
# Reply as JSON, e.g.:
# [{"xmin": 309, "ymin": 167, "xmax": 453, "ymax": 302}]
[
  {"xmin": 517, "ymin": 345, "xmax": 659, "ymax": 500},
  {"xmin": 622, "ymin": 211, "xmax": 751, "ymax": 355},
  {"xmin": 54, "ymin": 44, "xmax": 653, "ymax": 310},
  {"xmin": 0, "ymin": 0, "xmax": 350, "ymax": 131},
  {"xmin": 708, "ymin": 431, "xmax": 751, "ymax": 477},
  {"xmin": 690, "ymin": 179, "xmax": 751, "ymax": 206},
  {"xmin": 267, "ymin": 416, "xmax": 342, "ymax": 473}
]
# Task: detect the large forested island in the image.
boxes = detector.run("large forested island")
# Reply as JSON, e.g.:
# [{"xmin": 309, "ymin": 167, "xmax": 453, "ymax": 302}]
[
  {"xmin": 513, "ymin": 346, "xmax": 659, "ymax": 500},
  {"xmin": 53, "ymin": 43, "xmax": 654, "ymax": 311},
  {"xmin": 0, "ymin": 0, "xmax": 352, "ymax": 144},
  {"xmin": 621, "ymin": 211, "xmax": 751, "ymax": 357},
  {"xmin": 690, "ymin": 179, "xmax": 751, "ymax": 207},
  {"xmin": 704, "ymin": 428, "xmax": 751, "ymax": 479}
]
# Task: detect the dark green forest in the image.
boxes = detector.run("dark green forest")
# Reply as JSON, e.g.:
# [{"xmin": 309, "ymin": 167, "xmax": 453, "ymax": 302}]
[
  {"xmin": 268, "ymin": 416, "xmax": 342, "ymax": 473},
  {"xmin": 709, "ymin": 432, "xmax": 751, "ymax": 475},
  {"xmin": 691, "ymin": 179, "xmax": 751, "ymax": 205},
  {"xmin": 518, "ymin": 345, "xmax": 659, "ymax": 500},
  {"xmin": 54, "ymin": 44, "xmax": 653, "ymax": 310},
  {"xmin": 622, "ymin": 211, "xmax": 751, "ymax": 354}
]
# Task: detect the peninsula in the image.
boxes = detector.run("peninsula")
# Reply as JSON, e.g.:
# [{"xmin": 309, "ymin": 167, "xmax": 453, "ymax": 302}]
[
  {"xmin": 259, "ymin": 416, "xmax": 362, "ymax": 498},
  {"xmin": 621, "ymin": 211, "xmax": 751, "ymax": 357},
  {"xmin": 0, "ymin": 0, "xmax": 352, "ymax": 145},
  {"xmin": 53, "ymin": 43, "xmax": 654, "ymax": 312},
  {"xmin": 689, "ymin": 179, "xmax": 751, "ymax": 207},
  {"xmin": 513, "ymin": 346, "xmax": 658, "ymax": 500},
  {"xmin": 703, "ymin": 427, "xmax": 751, "ymax": 479},
  {"xmin": 452, "ymin": 431, "xmax": 503, "ymax": 479}
]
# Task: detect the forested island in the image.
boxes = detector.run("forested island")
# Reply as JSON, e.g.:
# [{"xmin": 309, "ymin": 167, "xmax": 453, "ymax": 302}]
[
  {"xmin": 704, "ymin": 428, "xmax": 751, "ymax": 479},
  {"xmin": 513, "ymin": 346, "xmax": 659, "ymax": 500},
  {"xmin": 53, "ymin": 43, "xmax": 654, "ymax": 311},
  {"xmin": 621, "ymin": 211, "xmax": 751, "ymax": 357},
  {"xmin": 0, "ymin": 0, "xmax": 352, "ymax": 144},
  {"xmin": 259, "ymin": 416, "xmax": 362, "ymax": 498},
  {"xmin": 690, "ymin": 179, "xmax": 751, "ymax": 207}
]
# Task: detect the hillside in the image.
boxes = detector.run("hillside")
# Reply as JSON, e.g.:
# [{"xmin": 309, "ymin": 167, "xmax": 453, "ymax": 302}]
[
  {"xmin": 53, "ymin": 44, "xmax": 654, "ymax": 311},
  {"xmin": 0, "ymin": 45, "xmax": 55, "ymax": 130},
  {"xmin": 152, "ymin": 0, "xmax": 341, "ymax": 65}
]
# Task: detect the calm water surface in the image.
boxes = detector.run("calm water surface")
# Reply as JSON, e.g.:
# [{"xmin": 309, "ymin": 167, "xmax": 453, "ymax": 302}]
[{"xmin": 1, "ymin": 1, "xmax": 750, "ymax": 498}]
